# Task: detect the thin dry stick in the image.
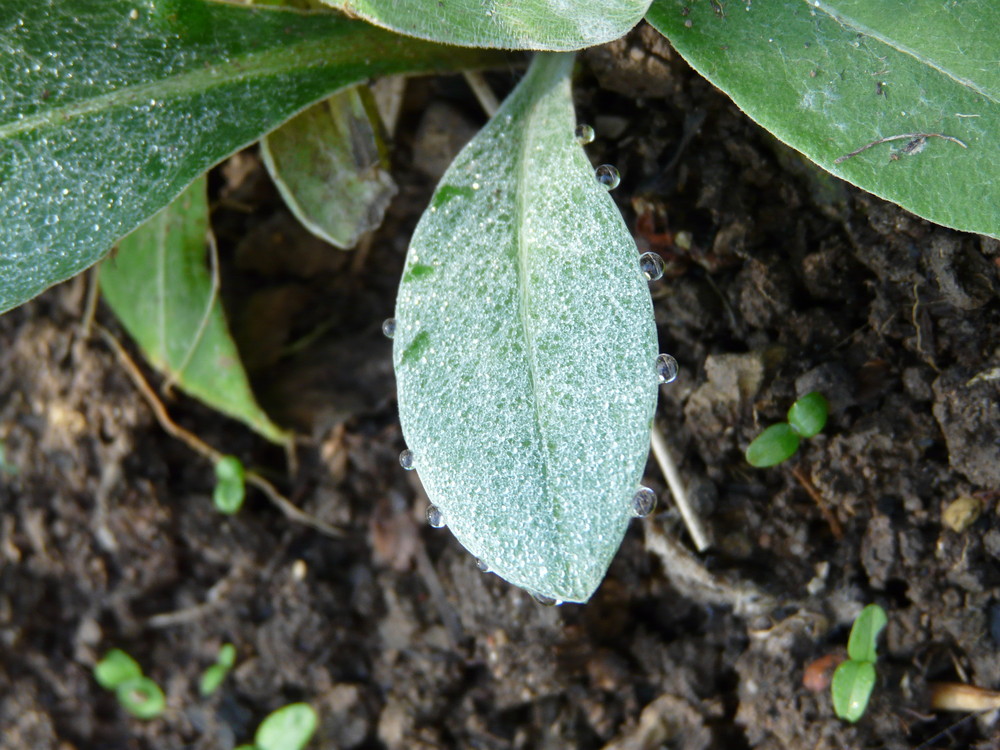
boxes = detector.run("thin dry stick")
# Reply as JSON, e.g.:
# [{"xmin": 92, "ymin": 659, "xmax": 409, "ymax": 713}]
[
  {"xmin": 834, "ymin": 132, "xmax": 967, "ymax": 163},
  {"xmin": 463, "ymin": 71, "xmax": 500, "ymax": 117},
  {"xmin": 98, "ymin": 325, "xmax": 343, "ymax": 538},
  {"xmin": 789, "ymin": 465, "xmax": 843, "ymax": 539},
  {"xmin": 650, "ymin": 424, "xmax": 710, "ymax": 552},
  {"xmin": 162, "ymin": 231, "xmax": 220, "ymax": 394}
]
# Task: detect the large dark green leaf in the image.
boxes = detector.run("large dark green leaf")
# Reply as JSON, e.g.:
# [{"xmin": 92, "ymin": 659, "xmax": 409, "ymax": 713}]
[
  {"xmin": 392, "ymin": 54, "xmax": 659, "ymax": 603},
  {"xmin": 100, "ymin": 176, "xmax": 288, "ymax": 443},
  {"xmin": 646, "ymin": 0, "xmax": 999, "ymax": 238},
  {"xmin": 0, "ymin": 0, "xmax": 506, "ymax": 314}
]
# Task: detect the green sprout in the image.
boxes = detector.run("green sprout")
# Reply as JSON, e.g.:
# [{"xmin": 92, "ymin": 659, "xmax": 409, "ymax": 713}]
[
  {"xmin": 236, "ymin": 703, "xmax": 318, "ymax": 750},
  {"xmin": 745, "ymin": 391, "xmax": 829, "ymax": 468},
  {"xmin": 199, "ymin": 642, "xmax": 237, "ymax": 697},
  {"xmin": 0, "ymin": 441, "xmax": 17, "ymax": 476},
  {"xmin": 831, "ymin": 604, "xmax": 888, "ymax": 723},
  {"xmin": 213, "ymin": 455, "xmax": 246, "ymax": 515},
  {"xmin": 94, "ymin": 649, "xmax": 166, "ymax": 720}
]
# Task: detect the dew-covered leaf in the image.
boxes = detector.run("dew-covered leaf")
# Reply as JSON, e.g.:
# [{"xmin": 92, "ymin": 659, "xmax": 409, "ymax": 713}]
[
  {"xmin": 646, "ymin": 0, "xmax": 1000, "ymax": 238},
  {"xmin": 0, "ymin": 0, "xmax": 507, "ymax": 314},
  {"xmin": 260, "ymin": 86, "xmax": 397, "ymax": 249},
  {"xmin": 100, "ymin": 176, "xmax": 289, "ymax": 444},
  {"xmin": 392, "ymin": 53, "xmax": 659, "ymax": 604},
  {"xmin": 321, "ymin": 0, "xmax": 652, "ymax": 50}
]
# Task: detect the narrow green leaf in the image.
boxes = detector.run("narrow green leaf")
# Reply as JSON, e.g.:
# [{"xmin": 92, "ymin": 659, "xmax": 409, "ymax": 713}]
[
  {"xmin": 0, "ymin": 0, "xmax": 507, "ymax": 314},
  {"xmin": 646, "ymin": 0, "xmax": 1000, "ymax": 238},
  {"xmin": 261, "ymin": 86, "xmax": 397, "ymax": 249},
  {"xmin": 392, "ymin": 53, "xmax": 659, "ymax": 603},
  {"xmin": 199, "ymin": 663, "xmax": 229, "ymax": 697},
  {"xmin": 321, "ymin": 0, "xmax": 652, "ymax": 50},
  {"xmin": 787, "ymin": 391, "xmax": 829, "ymax": 438},
  {"xmin": 217, "ymin": 643, "xmax": 237, "ymax": 670},
  {"xmin": 100, "ymin": 177, "xmax": 288, "ymax": 444},
  {"xmin": 94, "ymin": 649, "xmax": 143, "ymax": 690},
  {"xmin": 255, "ymin": 703, "xmax": 318, "ymax": 750},
  {"xmin": 745, "ymin": 423, "xmax": 801, "ymax": 467},
  {"xmin": 847, "ymin": 603, "xmax": 888, "ymax": 663},
  {"xmin": 831, "ymin": 659, "xmax": 876, "ymax": 722}
]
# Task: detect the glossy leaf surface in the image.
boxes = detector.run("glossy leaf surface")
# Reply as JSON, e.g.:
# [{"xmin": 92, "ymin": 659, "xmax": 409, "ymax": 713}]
[
  {"xmin": 847, "ymin": 603, "xmax": 887, "ymax": 663},
  {"xmin": 261, "ymin": 86, "xmax": 397, "ymax": 249},
  {"xmin": 745, "ymin": 423, "xmax": 800, "ymax": 468},
  {"xmin": 831, "ymin": 659, "xmax": 876, "ymax": 723},
  {"xmin": 255, "ymin": 703, "xmax": 318, "ymax": 750},
  {"xmin": 100, "ymin": 177, "xmax": 288, "ymax": 443},
  {"xmin": 0, "ymin": 0, "xmax": 505, "ymax": 313},
  {"xmin": 392, "ymin": 53, "xmax": 658, "ymax": 603},
  {"xmin": 322, "ymin": 0, "xmax": 652, "ymax": 50},
  {"xmin": 646, "ymin": 0, "xmax": 999, "ymax": 238}
]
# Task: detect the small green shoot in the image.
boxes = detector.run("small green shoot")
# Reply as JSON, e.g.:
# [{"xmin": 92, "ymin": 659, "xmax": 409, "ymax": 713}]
[
  {"xmin": 831, "ymin": 604, "xmax": 888, "ymax": 723},
  {"xmin": 213, "ymin": 456, "xmax": 246, "ymax": 515},
  {"xmin": 94, "ymin": 649, "xmax": 166, "ymax": 720},
  {"xmin": 245, "ymin": 703, "xmax": 318, "ymax": 750},
  {"xmin": 94, "ymin": 649, "xmax": 143, "ymax": 689},
  {"xmin": 116, "ymin": 677, "xmax": 167, "ymax": 720},
  {"xmin": 0, "ymin": 441, "xmax": 17, "ymax": 476},
  {"xmin": 745, "ymin": 391, "xmax": 829, "ymax": 468},
  {"xmin": 199, "ymin": 643, "xmax": 237, "ymax": 696}
]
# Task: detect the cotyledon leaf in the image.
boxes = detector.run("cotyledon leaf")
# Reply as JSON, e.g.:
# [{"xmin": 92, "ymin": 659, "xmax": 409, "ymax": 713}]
[
  {"xmin": 321, "ymin": 0, "xmax": 653, "ymax": 51},
  {"xmin": 392, "ymin": 53, "xmax": 659, "ymax": 604},
  {"xmin": 0, "ymin": 0, "xmax": 507, "ymax": 315},
  {"xmin": 100, "ymin": 176, "xmax": 289, "ymax": 444},
  {"xmin": 646, "ymin": 0, "xmax": 1000, "ymax": 239}
]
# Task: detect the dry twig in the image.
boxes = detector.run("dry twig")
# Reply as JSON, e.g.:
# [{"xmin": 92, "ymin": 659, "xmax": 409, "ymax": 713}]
[{"xmin": 98, "ymin": 325, "xmax": 343, "ymax": 538}]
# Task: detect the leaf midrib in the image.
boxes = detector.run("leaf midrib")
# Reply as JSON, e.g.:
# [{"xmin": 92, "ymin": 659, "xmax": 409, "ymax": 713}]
[
  {"xmin": 513, "ymin": 90, "xmax": 554, "ymax": 526},
  {"xmin": 809, "ymin": 0, "xmax": 998, "ymax": 104},
  {"xmin": 0, "ymin": 34, "xmax": 351, "ymax": 141}
]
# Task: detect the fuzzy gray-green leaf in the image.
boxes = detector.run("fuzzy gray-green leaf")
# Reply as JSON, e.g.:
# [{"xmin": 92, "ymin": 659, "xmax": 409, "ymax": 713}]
[
  {"xmin": 392, "ymin": 53, "xmax": 658, "ymax": 603},
  {"xmin": 322, "ymin": 0, "xmax": 652, "ymax": 50}
]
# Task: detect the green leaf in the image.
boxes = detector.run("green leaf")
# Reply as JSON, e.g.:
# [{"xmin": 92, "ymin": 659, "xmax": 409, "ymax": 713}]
[
  {"xmin": 787, "ymin": 391, "xmax": 829, "ymax": 438},
  {"xmin": 392, "ymin": 53, "xmax": 659, "ymax": 603},
  {"xmin": 831, "ymin": 659, "xmax": 876, "ymax": 723},
  {"xmin": 321, "ymin": 0, "xmax": 652, "ymax": 50},
  {"xmin": 847, "ymin": 603, "xmax": 888, "ymax": 663},
  {"xmin": 745, "ymin": 423, "xmax": 801, "ymax": 468},
  {"xmin": 213, "ymin": 455, "xmax": 247, "ymax": 514},
  {"xmin": 94, "ymin": 649, "xmax": 143, "ymax": 690},
  {"xmin": 198, "ymin": 663, "xmax": 229, "ymax": 697},
  {"xmin": 100, "ymin": 177, "xmax": 288, "ymax": 443},
  {"xmin": 116, "ymin": 676, "xmax": 167, "ymax": 720},
  {"xmin": 255, "ymin": 703, "xmax": 318, "ymax": 750},
  {"xmin": 646, "ymin": 0, "xmax": 1000, "ymax": 238},
  {"xmin": 260, "ymin": 86, "xmax": 397, "ymax": 249},
  {"xmin": 217, "ymin": 643, "xmax": 237, "ymax": 670},
  {"xmin": 0, "ymin": 0, "xmax": 507, "ymax": 315}
]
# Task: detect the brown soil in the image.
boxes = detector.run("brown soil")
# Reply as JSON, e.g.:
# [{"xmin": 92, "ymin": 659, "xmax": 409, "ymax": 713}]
[{"xmin": 2, "ymin": 24, "xmax": 999, "ymax": 750}]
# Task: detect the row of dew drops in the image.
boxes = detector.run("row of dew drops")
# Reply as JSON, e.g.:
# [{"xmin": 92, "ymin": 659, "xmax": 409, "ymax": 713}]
[{"xmin": 381, "ymin": 122, "xmax": 679, "ymax": 605}]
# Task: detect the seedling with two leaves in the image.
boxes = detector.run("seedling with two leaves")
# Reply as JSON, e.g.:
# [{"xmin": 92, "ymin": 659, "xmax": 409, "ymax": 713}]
[{"xmin": 831, "ymin": 603, "xmax": 888, "ymax": 722}]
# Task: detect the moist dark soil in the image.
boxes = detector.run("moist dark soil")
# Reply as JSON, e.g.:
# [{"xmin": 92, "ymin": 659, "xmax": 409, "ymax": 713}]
[{"xmin": 3, "ymin": 23, "xmax": 1000, "ymax": 750}]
